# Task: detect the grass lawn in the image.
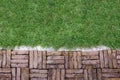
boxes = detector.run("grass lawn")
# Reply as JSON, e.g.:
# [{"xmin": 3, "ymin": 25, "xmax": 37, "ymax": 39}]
[{"xmin": 0, "ymin": 0, "xmax": 120, "ymax": 49}]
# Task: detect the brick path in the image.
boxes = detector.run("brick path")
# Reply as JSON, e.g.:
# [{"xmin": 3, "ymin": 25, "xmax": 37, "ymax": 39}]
[{"xmin": 0, "ymin": 49, "xmax": 120, "ymax": 80}]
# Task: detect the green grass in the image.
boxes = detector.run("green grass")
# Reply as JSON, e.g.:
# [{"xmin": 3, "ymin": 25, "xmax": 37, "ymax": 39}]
[{"xmin": 0, "ymin": 0, "xmax": 120, "ymax": 49}]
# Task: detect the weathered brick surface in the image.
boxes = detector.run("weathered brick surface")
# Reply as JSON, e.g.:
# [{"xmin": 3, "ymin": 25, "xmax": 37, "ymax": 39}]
[
  {"xmin": 29, "ymin": 51, "xmax": 47, "ymax": 69},
  {"xmin": 30, "ymin": 69, "xmax": 47, "ymax": 80},
  {"xmin": 11, "ymin": 50, "xmax": 29, "ymax": 68},
  {"xmin": 47, "ymin": 51, "xmax": 64, "ymax": 69},
  {"xmin": 0, "ymin": 49, "xmax": 120, "ymax": 80}
]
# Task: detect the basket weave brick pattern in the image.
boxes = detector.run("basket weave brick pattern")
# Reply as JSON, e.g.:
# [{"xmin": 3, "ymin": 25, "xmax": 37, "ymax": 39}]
[{"xmin": 0, "ymin": 50, "xmax": 120, "ymax": 80}]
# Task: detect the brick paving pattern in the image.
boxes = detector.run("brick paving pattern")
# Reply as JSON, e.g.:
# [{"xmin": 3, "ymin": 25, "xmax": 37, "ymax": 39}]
[{"xmin": 0, "ymin": 49, "xmax": 120, "ymax": 80}]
